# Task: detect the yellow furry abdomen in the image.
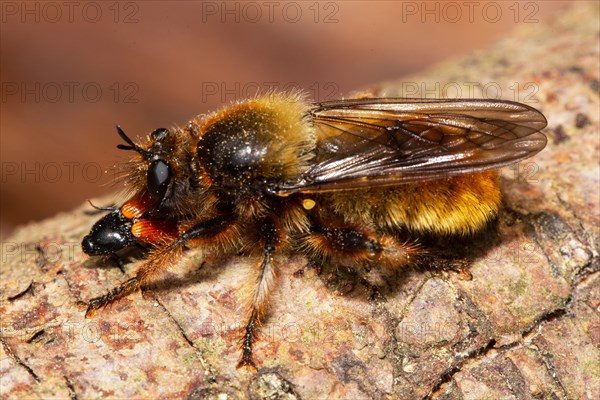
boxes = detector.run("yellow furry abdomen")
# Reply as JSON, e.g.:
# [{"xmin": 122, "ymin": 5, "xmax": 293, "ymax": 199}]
[{"xmin": 317, "ymin": 171, "xmax": 501, "ymax": 236}]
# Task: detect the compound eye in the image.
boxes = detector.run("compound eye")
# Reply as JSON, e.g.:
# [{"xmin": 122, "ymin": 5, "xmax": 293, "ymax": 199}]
[
  {"xmin": 151, "ymin": 128, "xmax": 169, "ymax": 141},
  {"xmin": 147, "ymin": 159, "xmax": 171, "ymax": 201}
]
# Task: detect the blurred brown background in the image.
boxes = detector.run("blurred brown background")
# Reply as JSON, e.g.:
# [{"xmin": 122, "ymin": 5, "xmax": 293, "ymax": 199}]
[{"xmin": 1, "ymin": 1, "xmax": 573, "ymax": 239}]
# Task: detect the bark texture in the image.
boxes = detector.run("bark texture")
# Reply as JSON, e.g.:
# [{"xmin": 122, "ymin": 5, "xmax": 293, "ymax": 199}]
[{"xmin": 1, "ymin": 4, "xmax": 599, "ymax": 399}]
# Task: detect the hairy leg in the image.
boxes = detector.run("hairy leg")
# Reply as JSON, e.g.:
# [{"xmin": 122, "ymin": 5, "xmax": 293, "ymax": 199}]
[
  {"xmin": 237, "ymin": 218, "xmax": 279, "ymax": 369},
  {"xmin": 86, "ymin": 214, "xmax": 234, "ymax": 317},
  {"xmin": 302, "ymin": 219, "xmax": 419, "ymax": 273}
]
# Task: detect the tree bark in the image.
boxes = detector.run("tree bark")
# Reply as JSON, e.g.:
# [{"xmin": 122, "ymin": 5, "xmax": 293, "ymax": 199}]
[{"xmin": 1, "ymin": 4, "xmax": 599, "ymax": 399}]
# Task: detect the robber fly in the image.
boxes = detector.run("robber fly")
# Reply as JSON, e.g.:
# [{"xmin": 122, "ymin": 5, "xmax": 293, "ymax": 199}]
[{"xmin": 82, "ymin": 92, "xmax": 547, "ymax": 368}]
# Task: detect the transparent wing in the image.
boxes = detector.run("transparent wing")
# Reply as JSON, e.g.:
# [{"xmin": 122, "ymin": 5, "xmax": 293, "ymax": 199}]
[{"xmin": 275, "ymin": 98, "xmax": 547, "ymax": 195}]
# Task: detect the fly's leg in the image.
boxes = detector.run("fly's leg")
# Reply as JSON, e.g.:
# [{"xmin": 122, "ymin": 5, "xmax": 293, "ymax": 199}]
[
  {"xmin": 237, "ymin": 218, "xmax": 279, "ymax": 370},
  {"xmin": 85, "ymin": 215, "xmax": 235, "ymax": 317},
  {"xmin": 302, "ymin": 220, "xmax": 419, "ymax": 272}
]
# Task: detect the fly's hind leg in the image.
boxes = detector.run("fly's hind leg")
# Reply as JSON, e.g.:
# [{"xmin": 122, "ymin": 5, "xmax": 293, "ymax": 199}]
[
  {"xmin": 302, "ymin": 219, "xmax": 419, "ymax": 274},
  {"xmin": 85, "ymin": 215, "xmax": 235, "ymax": 317},
  {"xmin": 237, "ymin": 218, "xmax": 279, "ymax": 370}
]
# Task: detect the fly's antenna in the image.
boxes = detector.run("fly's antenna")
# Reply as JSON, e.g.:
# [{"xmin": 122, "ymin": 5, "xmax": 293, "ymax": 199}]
[
  {"xmin": 115, "ymin": 125, "xmax": 151, "ymax": 158},
  {"xmin": 84, "ymin": 200, "xmax": 118, "ymax": 215},
  {"xmin": 87, "ymin": 200, "xmax": 117, "ymax": 211}
]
